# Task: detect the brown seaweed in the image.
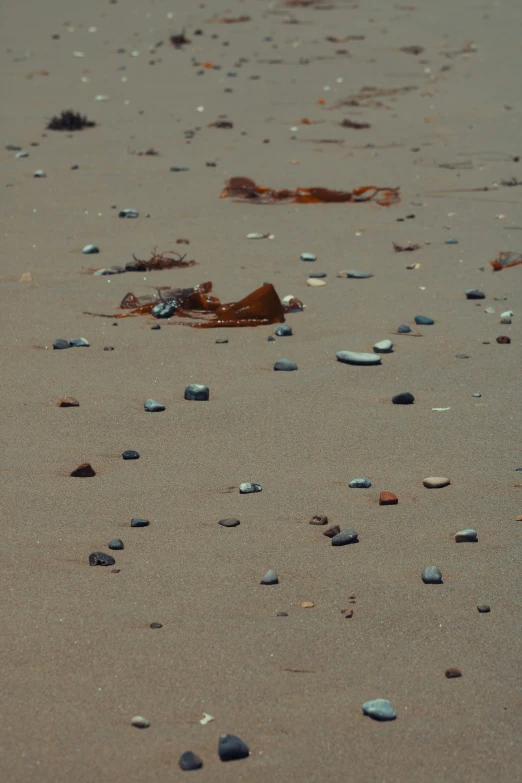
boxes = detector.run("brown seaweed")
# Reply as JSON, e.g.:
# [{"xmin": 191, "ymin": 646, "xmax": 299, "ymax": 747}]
[
  {"xmin": 220, "ymin": 177, "xmax": 400, "ymax": 206},
  {"xmin": 47, "ymin": 110, "xmax": 95, "ymax": 131},
  {"xmin": 490, "ymin": 251, "xmax": 522, "ymax": 271},
  {"xmin": 126, "ymin": 249, "xmax": 196, "ymax": 272}
]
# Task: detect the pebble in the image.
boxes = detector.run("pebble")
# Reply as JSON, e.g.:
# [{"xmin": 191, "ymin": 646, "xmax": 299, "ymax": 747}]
[
  {"xmin": 472, "ymin": 392, "xmax": 482, "ymax": 397},
  {"xmin": 218, "ymin": 734, "xmax": 250, "ymax": 762},
  {"xmin": 465, "ymin": 289, "xmax": 485, "ymax": 299},
  {"xmin": 150, "ymin": 622, "xmax": 163, "ymax": 629},
  {"xmin": 119, "ymin": 208, "xmax": 139, "ymax": 218},
  {"xmin": 33, "ymin": 169, "xmax": 46, "ymax": 178},
  {"xmin": 414, "ymin": 315, "xmax": 434, "ymax": 325},
  {"xmin": 69, "ymin": 338, "xmax": 90, "ymax": 347},
  {"xmin": 337, "ymin": 270, "xmax": 373, "ymax": 279},
  {"xmin": 57, "ymin": 396, "xmax": 79, "ymax": 407},
  {"xmin": 277, "ymin": 611, "xmax": 288, "ymax": 617},
  {"xmin": 179, "ymin": 751, "xmax": 203, "ymax": 771},
  {"xmin": 82, "ymin": 244, "xmax": 99, "ymax": 254},
  {"xmin": 144, "ymin": 399, "xmax": 165, "ymax": 412},
  {"xmin": 455, "ymin": 353, "xmax": 469, "ymax": 359},
  {"xmin": 349, "ymin": 478, "xmax": 371, "ymax": 488},
  {"xmin": 275, "ymin": 325, "xmax": 292, "ymax": 336},
  {"xmin": 501, "ymin": 311, "xmax": 514, "ymax": 318},
  {"xmin": 219, "ymin": 518, "xmax": 240, "ymax": 527},
  {"xmin": 184, "ymin": 384, "xmax": 209, "ymax": 401},
  {"xmin": 122, "ymin": 450, "xmax": 140, "ymax": 460},
  {"xmin": 445, "ymin": 668, "xmax": 462, "ymax": 678},
  {"xmin": 53, "ymin": 339, "xmax": 70, "ymax": 350},
  {"xmin": 392, "ymin": 392, "xmax": 415, "ymax": 405},
  {"xmin": 260, "ymin": 569, "xmax": 279, "ymax": 585},
  {"xmin": 130, "ymin": 518, "xmax": 149, "ymax": 527},
  {"xmin": 103, "ymin": 346, "xmax": 115, "ymax": 351},
  {"xmin": 421, "ymin": 566, "xmax": 443, "ymax": 584},
  {"xmin": 239, "ymin": 482, "xmax": 262, "ymax": 494},
  {"xmin": 151, "ymin": 302, "xmax": 176, "ymax": 318},
  {"xmin": 309, "ymin": 515, "xmax": 328, "ymax": 525},
  {"xmin": 151, "ymin": 324, "xmax": 161, "ymax": 330},
  {"xmin": 496, "ymin": 336, "xmax": 511, "ymax": 344},
  {"xmin": 300, "ymin": 252, "xmax": 316, "ymax": 261},
  {"xmin": 274, "ymin": 359, "xmax": 297, "ymax": 371},
  {"xmin": 379, "ymin": 491, "xmax": 398, "ymax": 505},
  {"xmin": 70, "ymin": 461, "xmax": 96, "ymax": 477},
  {"xmin": 362, "ymin": 699, "xmax": 397, "ymax": 721},
  {"xmin": 484, "ymin": 306, "xmax": 496, "ymax": 314},
  {"xmin": 324, "ymin": 525, "xmax": 341, "ymax": 538},
  {"xmin": 423, "ymin": 477, "xmax": 450, "ymax": 488},
  {"xmin": 93, "ymin": 267, "xmax": 121, "ymax": 276},
  {"xmin": 89, "ymin": 551, "xmax": 116, "ymax": 566},
  {"xmin": 336, "ymin": 351, "xmax": 381, "ymax": 366},
  {"xmin": 455, "ymin": 529, "xmax": 478, "ymax": 542},
  {"xmin": 131, "ymin": 716, "xmax": 150, "ymax": 729},
  {"xmin": 445, "ymin": 238, "xmax": 458, "ymax": 244},
  {"xmin": 331, "ymin": 529, "xmax": 359, "ymax": 546},
  {"xmin": 300, "ymin": 601, "xmax": 315, "ymax": 609},
  {"xmin": 108, "ymin": 539, "xmax": 124, "ymax": 550},
  {"xmin": 373, "ymin": 339, "xmax": 393, "ymax": 353},
  {"xmin": 477, "ymin": 605, "xmax": 491, "ymax": 613},
  {"xmin": 397, "ymin": 324, "xmax": 411, "ymax": 333},
  {"xmin": 15, "ymin": 150, "xmax": 29, "ymax": 158},
  {"xmin": 500, "ymin": 317, "xmax": 512, "ymax": 324},
  {"xmin": 215, "ymin": 337, "xmax": 228, "ymax": 343},
  {"xmin": 267, "ymin": 336, "xmax": 276, "ymax": 342},
  {"xmin": 307, "ymin": 278, "xmax": 326, "ymax": 287}
]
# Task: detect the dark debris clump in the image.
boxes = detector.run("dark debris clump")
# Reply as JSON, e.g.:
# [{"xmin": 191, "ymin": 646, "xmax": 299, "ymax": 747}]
[{"xmin": 47, "ymin": 110, "xmax": 96, "ymax": 131}]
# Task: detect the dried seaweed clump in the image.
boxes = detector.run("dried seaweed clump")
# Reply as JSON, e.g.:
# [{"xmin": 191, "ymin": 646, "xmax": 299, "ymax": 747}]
[{"xmin": 47, "ymin": 110, "xmax": 96, "ymax": 131}]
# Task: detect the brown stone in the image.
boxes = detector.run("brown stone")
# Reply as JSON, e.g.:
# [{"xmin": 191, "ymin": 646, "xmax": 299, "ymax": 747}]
[
  {"xmin": 70, "ymin": 461, "xmax": 96, "ymax": 477},
  {"xmin": 57, "ymin": 396, "xmax": 79, "ymax": 407},
  {"xmin": 344, "ymin": 609, "xmax": 354, "ymax": 618},
  {"xmin": 379, "ymin": 491, "xmax": 398, "ymax": 505},
  {"xmin": 309, "ymin": 515, "xmax": 328, "ymax": 525},
  {"xmin": 323, "ymin": 525, "xmax": 341, "ymax": 538},
  {"xmin": 496, "ymin": 335, "xmax": 511, "ymax": 344},
  {"xmin": 516, "ymin": 515, "xmax": 522, "ymax": 521},
  {"xmin": 445, "ymin": 668, "xmax": 462, "ymax": 678}
]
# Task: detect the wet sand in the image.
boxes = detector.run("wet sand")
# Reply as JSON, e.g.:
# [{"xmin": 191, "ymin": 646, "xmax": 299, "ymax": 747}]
[{"xmin": 1, "ymin": 0, "xmax": 521, "ymax": 780}]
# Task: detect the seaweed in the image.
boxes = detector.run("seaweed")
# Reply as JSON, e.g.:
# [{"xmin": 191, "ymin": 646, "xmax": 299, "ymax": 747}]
[
  {"xmin": 47, "ymin": 110, "xmax": 96, "ymax": 131},
  {"xmin": 219, "ymin": 176, "xmax": 400, "ymax": 206}
]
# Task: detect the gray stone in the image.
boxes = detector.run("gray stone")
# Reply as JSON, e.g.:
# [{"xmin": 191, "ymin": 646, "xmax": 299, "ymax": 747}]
[
  {"xmin": 455, "ymin": 354, "xmax": 469, "ymax": 359},
  {"xmin": 373, "ymin": 339, "xmax": 393, "ymax": 353},
  {"xmin": 53, "ymin": 339, "xmax": 70, "ymax": 350},
  {"xmin": 219, "ymin": 518, "xmax": 240, "ymax": 527},
  {"xmin": 337, "ymin": 270, "xmax": 373, "ymax": 279},
  {"xmin": 465, "ymin": 289, "xmax": 485, "ymax": 299},
  {"xmin": 275, "ymin": 325, "xmax": 292, "ymax": 336},
  {"xmin": 131, "ymin": 716, "xmax": 150, "ymax": 729},
  {"xmin": 239, "ymin": 482, "xmax": 262, "ymax": 494},
  {"xmin": 423, "ymin": 476, "xmax": 450, "ymax": 488},
  {"xmin": 336, "ymin": 351, "xmax": 381, "ymax": 366},
  {"xmin": 260, "ymin": 569, "xmax": 279, "ymax": 585},
  {"xmin": 151, "ymin": 302, "xmax": 176, "ymax": 318},
  {"xmin": 484, "ymin": 306, "xmax": 495, "ymax": 314},
  {"xmin": 33, "ymin": 169, "xmax": 46, "ymax": 178},
  {"xmin": 349, "ymin": 478, "xmax": 371, "ymax": 488},
  {"xmin": 218, "ymin": 734, "xmax": 250, "ymax": 762},
  {"xmin": 216, "ymin": 338, "xmax": 228, "ymax": 343},
  {"xmin": 477, "ymin": 605, "xmax": 490, "ymax": 613},
  {"xmin": 179, "ymin": 751, "xmax": 203, "ymax": 771},
  {"xmin": 130, "ymin": 518, "xmax": 149, "ymax": 527},
  {"xmin": 69, "ymin": 337, "xmax": 90, "ymax": 347},
  {"xmin": 184, "ymin": 384, "xmax": 209, "ymax": 401},
  {"xmin": 362, "ymin": 699, "xmax": 397, "ymax": 721},
  {"xmin": 331, "ymin": 529, "xmax": 359, "ymax": 546},
  {"xmin": 108, "ymin": 538, "xmax": 124, "ymax": 550},
  {"xmin": 300, "ymin": 252, "xmax": 316, "ymax": 261},
  {"xmin": 144, "ymin": 399, "xmax": 165, "ymax": 412},
  {"xmin": 89, "ymin": 551, "xmax": 116, "ymax": 566},
  {"xmin": 122, "ymin": 450, "xmax": 140, "ymax": 460},
  {"xmin": 119, "ymin": 208, "xmax": 139, "ymax": 218},
  {"xmin": 82, "ymin": 244, "xmax": 99, "ymax": 254},
  {"xmin": 414, "ymin": 315, "xmax": 434, "ymax": 325},
  {"xmin": 274, "ymin": 359, "xmax": 297, "ymax": 371},
  {"xmin": 472, "ymin": 392, "xmax": 482, "ymax": 397},
  {"xmin": 392, "ymin": 392, "xmax": 414, "ymax": 405},
  {"xmin": 421, "ymin": 566, "xmax": 443, "ymax": 584},
  {"xmin": 15, "ymin": 150, "xmax": 29, "ymax": 158},
  {"xmin": 308, "ymin": 272, "xmax": 327, "ymax": 279},
  {"xmin": 455, "ymin": 529, "xmax": 478, "ymax": 543},
  {"xmin": 397, "ymin": 324, "xmax": 411, "ymax": 333}
]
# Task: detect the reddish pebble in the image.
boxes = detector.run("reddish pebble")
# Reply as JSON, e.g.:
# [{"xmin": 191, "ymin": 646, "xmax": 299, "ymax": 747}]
[
  {"xmin": 445, "ymin": 668, "xmax": 462, "ymax": 678},
  {"xmin": 70, "ymin": 461, "xmax": 96, "ymax": 477},
  {"xmin": 379, "ymin": 491, "xmax": 398, "ymax": 505},
  {"xmin": 309, "ymin": 515, "xmax": 328, "ymax": 525},
  {"xmin": 323, "ymin": 525, "xmax": 341, "ymax": 538},
  {"xmin": 57, "ymin": 397, "xmax": 79, "ymax": 407},
  {"xmin": 496, "ymin": 336, "xmax": 511, "ymax": 344}
]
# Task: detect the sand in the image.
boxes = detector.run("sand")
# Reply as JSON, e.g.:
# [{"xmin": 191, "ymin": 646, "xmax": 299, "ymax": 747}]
[{"xmin": 1, "ymin": 0, "xmax": 521, "ymax": 780}]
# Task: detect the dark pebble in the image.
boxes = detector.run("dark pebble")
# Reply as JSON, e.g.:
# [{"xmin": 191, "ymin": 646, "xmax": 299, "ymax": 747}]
[
  {"xmin": 111, "ymin": 568, "xmax": 121, "ymax": 574},
  {"xmin": 414, "ymin": 315, "xmax": 434, "ymax": 325},
  {"xmin": 130, "ymin": 518, "xmax": 149, "ymax": 527},
  {"xmin": 184, "ymin": 384, "xmax": 209, "ymax": 401},
  {"xmin": 219, "ymin": 518, "xmax": 240, "ymax": 527},
  {"xmin": 496, "ymin": 336, "xmax": 511, "ymax": 344},
  {"xmin": 108, "ymin": 539, "xmax": 124, "ymax": 550},
  {"xmin": 179, "ymin": 751, "xmax": 203, "ymax": 771},
  {"xmin": 69, "ymin": 338, "xmax": 90, "ymax": 347},
  {"xmin": 151, "ymin": 324, "xmax": 161, "ymax": 330},
  {"xmin": 119, "ymin": 208, "xmax": 139, "ymax": 218},
  {"xmin": 465, "ymin": 289, "xmax": 485, "ymax": 299},
  {"xmin": 122, "ymin": 450, "xmax": 140, "ymax": 460},
  {"xmin": 53, "ymin": 339, "xmax": 70, "ymax": 350},
  {"xmin": 103, "ymin": 346, "xmax": 115, "ymax": 351},
  {"xmin": 477, "ymin": 605, "xmax": 491, "ymax": 613},
  {"xmin": 445, "ymin": 668, "xmax": 462, "ymax": 678},
  {"xmin": 324, "ymin": 525, "xmax": 341, "ymax": 538},
  {"xmin": 216, "ymin": 338, "xmax": 228, "ymax": 344},
  {"xmin": 267, "ymin": 336, "xmax": 276, "ymax": 342},
  {"xmin": 275, "ymin": 325, "xmax": 292, "ymax": 336},
  {"xmin": 150, "ymin": 622, "xmax": 163, "ymax": 629},
  {"xmin": 308, "ymin": 272, "xmax": 327, "ymax": 279},
  {"xmin": 89, "ymin": 551, "xmax": 116, "ymax": 566},
  {"xmin": 455, "ymin": 354, "xmax": 469, "ymax": 359},
  {"xmin": 397, "ymin": 324, "xmax": 411, "ymax": 334},
  {"xmin": 274, "ymin": 358, "xmax": 297, "ymax": 371},
  {"xmin": 331, "ymin": 529, "xmax": 359, "ymax": 546},
  {"xmin": 392, "ymin": 392, "xmax": 415, "ymax": 405},
  {"xmin": 218, "ymin": 734, "xmax": 250, "ymax": 762},
  {"xmin": 276, "ymin": 611, "xmax": 288, "ymax": 617}
]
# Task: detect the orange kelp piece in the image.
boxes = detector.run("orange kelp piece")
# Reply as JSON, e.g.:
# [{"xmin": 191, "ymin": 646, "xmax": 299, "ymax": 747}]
[
  {"xmin": 219, "ymin": 177, "xmax": 400, "ymax": 206},
  {"xmin": 192, "ymin": 283, "xmax": 285, "ymax": 328},
  {"xmin": 490, "ymin": 251, "xmax": 522, "ymax": 271}
]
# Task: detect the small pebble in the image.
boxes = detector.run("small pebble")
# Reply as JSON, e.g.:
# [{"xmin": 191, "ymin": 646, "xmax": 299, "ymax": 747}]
[
  {"xmin": 421, "ymin": 566, "xmax": 443, "ymax": 584},
  {"xmin": 362, "ymin": 699, "xmax": 397, "ymax": 721},
  {"xmin": 215, "ymin": 337, "xmax": 228, "ymax": 343},
  {"xmin": 309, "ymin": 515, "xmax": 328, "ymax": 525},
  {"xmin": 300, "ymin": 252, "xmax": 316, "ymax": 261},
  {"xmin": 69, "ymin": 337, "xmax": 90, "ymax": 347},
  {"xmin": 500, "ymin": 317, "xmax": 512, "ymax": 324},
  {"xmin": 331, "ymin": 529, "xmax": 359, "ymax": 546},
  {"xmin": 103, "ymin": 346, "xmax": 115, "ymax": 351},
  {"xmin": 56, "ymin": 396, "xmax": 79, "ymax": 407},
  {"xmin": 484, "ymin": 306, "xmax": 496, "ymax": 314},
  {"xmin": 218, "ymin": 734, "xmax": 250, "ymax": 762},
  {"xmin": 397, "ymin": 324, "xmax": 411, "ymax": 334},
  {"xmin": 119, "ymin": 208, "xmax": 139, "ymax": 218},
  {"xmin": 477, "ymin": 605, "xmax": 491, "ymax": 613},
  {"xmin": 472, "ymin": 392, "xmax": 482, "ymax": 397},
  {"xmin": 276, "ymin": 611, "xmax": 288, "ymax": 617},
  {"xmin": 455, "ymin": 353, "xmax": 469, "ymax": 359},
  {"xmin": 260, "ymin": 569, "xmax": 279, "ymax": 585},
  {"xmin": 151, "ymin": 302, "xmax": 176, "ymax": 318},
  {"xmin": 373, "ymin": 339, "xmax": 393, "ymax": 353},
  {"xmin": 307, "ymin": 278, "xmax": 327, "ymax": 287},
  {"xmin": 445, "ymin": 238, "xmax": 458, "ymax": 244},
  {"xmin": 179, "ymin": 751, "xmax": 203, "ymax": 771},
  {"xmin": 455, "ymin": 529, "xmax": 478, "ymax": 543},
  {"xmin": 108, "ymin": 539, "xmax": 124, "ymax": 550},
  {"xmin": 423, "ymin": 477, "xmax": 450, "ymax": 488},
  {"xmin": 323, "ymin": 525, "xmax": 341, "ymax": 538},
  {"xmin": 144, "ymin": 399, "xmax": 165, "ymax": 412},
  {"xmin": 33, "ymin": 169, "xmax": 46, "ymax": 177},
  {"xmin": 130, "ymin": 518, "xmax": 149, "ymax": 527},
  {"xmin": 274, "ymin": 359, "xmax": 297, "ymax": 371},
  {"xmin": 336, "ymin": 351, "xmax": 381, "ymax": 366},
  {"xmin": 349, "ymin": 478, "xmax": 371, "ymax": 488},
  {"xmin": 122, "ymin": 450, "xmax": 140, "ymax": 460},
  {"xmin": 465, "ymin": 289, "xmax": 485, "ymax": 299},
  {"xmin": 496, "ymin": 336, "xmax": 511, "ymax": 344},
  {"xmin": 70, "ymin": 461, "xmax": 96, "ymax": 477},
  {"xmin": 150, "ymin": 622, "xmax": 163, "ymax": 629},
  {"xmin": 184, "ymin": 384, "xmax": 209, "ymax": 401},
  {"xmin": 219, "ymin": 518, "xmax": 240, "ymax": 527},
  {"xmin": 239, "ymin": 482, "xmax": 262, "ymax": 495},
  {"xmin": 445, "ymin": 668, "xmax": 462, "ymax": 678},
  {"xmin": 151, "ymin": 324, "xmax": 161, "ymax": 330},
  {"xmin": 89, "ymin": 551, "xmax": 115, "ymax": 566},
  {"xmin": 267, "ymin": 336, "xmax": 276, "ymax": 342},
  {"xmin": 337, "ymin": 270, "xmax": 373, "ymax": 279},
  {"xmin": 275, "ymin": 325, "xmax": 292, "ymax": 336},
  {"xmin": 392, "ymin": 392, "xmax": 415, "ymax": 405},
  {"xmin": 82, "ymin": 244, "xmax": 99, "ymax": 254},
  {"xmin": 53, "ymin": 339, "xmax": 70, "ymax": 350},
  {"xmin": 131, "ymin": 716, "xmax": 150, "ymax": 729},
  {"xmin": 414, "ymin": 315, "xmax": 434, "ymax": 325},
  {"xmin": 501, "ymin": 310, "xmax": 514, "ymax": 318},
  {"xmin": 379, "ymin": 491, "xmax": 398, "ymax": 505},
  {"xmin": 15, "ymin": 150, "xmax": 29, "ymax": 158}
]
